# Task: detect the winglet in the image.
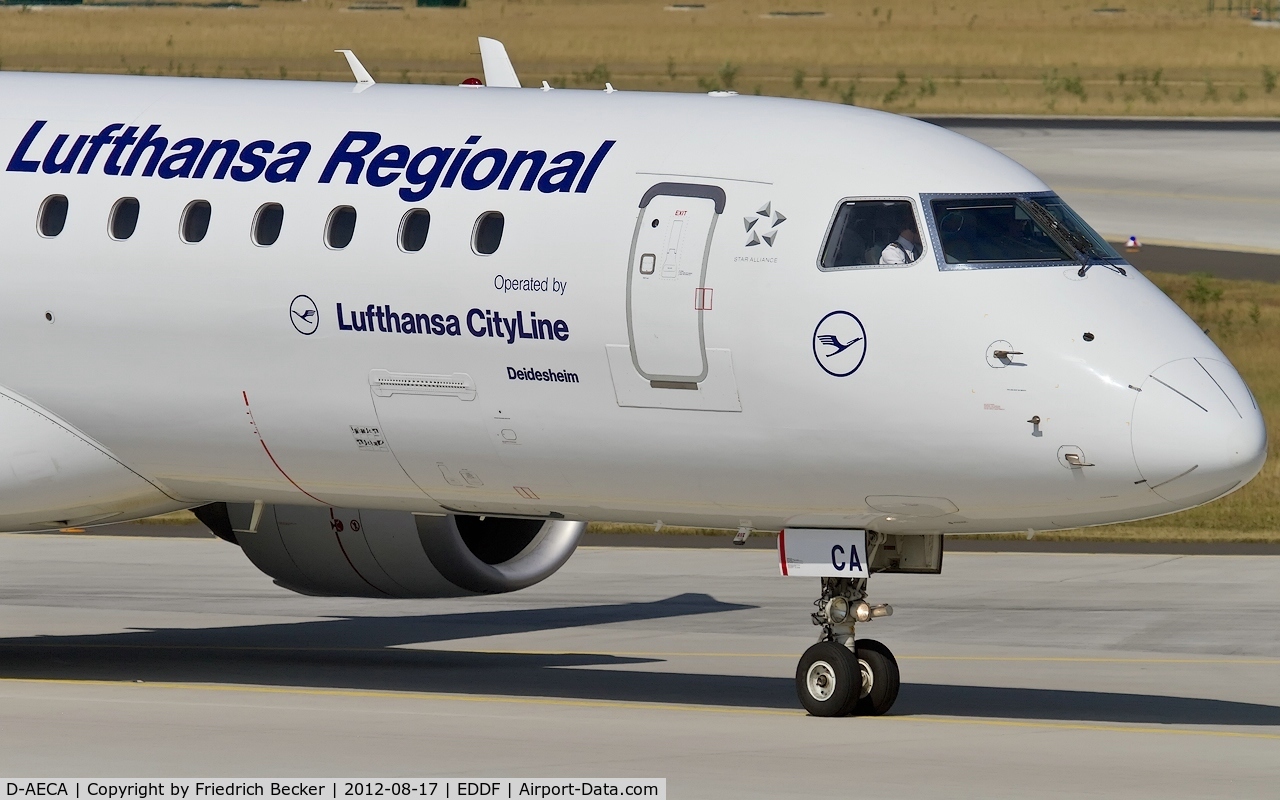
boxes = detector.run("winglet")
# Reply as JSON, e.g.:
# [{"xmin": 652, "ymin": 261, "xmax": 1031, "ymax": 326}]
[
  {"xmin": 478, "ymin": 37, "xmax": 521, "ymax": 88},
  {"xmin": 335, "ymin": 49, "xmax": 376, "ymax": 91}
]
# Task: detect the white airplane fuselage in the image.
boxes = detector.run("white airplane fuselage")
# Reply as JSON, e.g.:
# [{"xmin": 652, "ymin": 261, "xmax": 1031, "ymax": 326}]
[{"xmin": 0, "ymin": 72, "xmax": 1265, "ymax": 535}]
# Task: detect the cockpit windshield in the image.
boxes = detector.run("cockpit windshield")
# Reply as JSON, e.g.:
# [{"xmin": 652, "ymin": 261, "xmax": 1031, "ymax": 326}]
[
  {"xmin": 925, "ymin": 193, "xmax": 1125, "ymax": 271},
  {"xmin": 1032, "ymin": 195, "xmax": 1123, "ymax": 263}
]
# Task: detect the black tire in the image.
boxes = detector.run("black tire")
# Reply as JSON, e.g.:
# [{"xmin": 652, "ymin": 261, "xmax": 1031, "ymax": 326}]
[
  {"xmin": 795, "ymin": 641, "xmax": 859, "ymax": 717},
  {"xmin": 853, "ymin": 638, "xmax": 900, "ymax": 716}
]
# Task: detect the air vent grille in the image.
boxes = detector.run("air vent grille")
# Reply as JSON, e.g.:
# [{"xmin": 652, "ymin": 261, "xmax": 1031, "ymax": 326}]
[{"xmin": 369, "ymin": 370, "xmax": 476, "ymax": 400}]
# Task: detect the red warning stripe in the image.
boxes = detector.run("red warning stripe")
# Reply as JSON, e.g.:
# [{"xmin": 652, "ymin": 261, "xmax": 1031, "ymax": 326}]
[
  {"xmin": 243, "ymin": 391, "xmax": 328, "ymax": 505},
  {"xmin": 778, "ymin": 529, "xmax": 788, "ymax": 576},
  {"xmin": 329, "ymin": 508, "xmax": 389, "ymax": 597}
]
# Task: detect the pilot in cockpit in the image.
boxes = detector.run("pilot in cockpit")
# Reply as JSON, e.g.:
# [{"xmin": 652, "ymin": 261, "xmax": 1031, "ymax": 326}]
[{"xmin": 878, "ymin": 211, "xmax": 923, "ymax": 265}]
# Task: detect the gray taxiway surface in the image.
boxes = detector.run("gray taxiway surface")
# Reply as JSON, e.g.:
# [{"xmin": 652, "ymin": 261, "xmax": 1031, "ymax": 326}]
[
  {"xmin": 936, "ymin": 118, "xmax": 1280, "ymax": 262},
  {"xmin": 0, "ymin": 533, "xmax": 1277, "ymax": 798}
]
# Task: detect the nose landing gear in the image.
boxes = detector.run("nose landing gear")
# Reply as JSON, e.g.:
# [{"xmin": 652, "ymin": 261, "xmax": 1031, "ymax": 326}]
[{"xmin": 795, "ymin": 576, "xmax": 900, "ymax": 717}]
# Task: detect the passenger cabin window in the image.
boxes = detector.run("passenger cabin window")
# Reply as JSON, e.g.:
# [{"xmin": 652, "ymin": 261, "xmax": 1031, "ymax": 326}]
[
  {"xmin": 253, "ymin": 203, "xmax": 284, "ymax": 247},
  {"xmin": 473, "ymin": 211, "xmax": 504, "ymax": 256},
  {"xmin": 326, "ymin": 205, "xmax": 357, "ymax": 250},
  {"xmin": 399, "ymin": 209, "xmax": 431, "ymax": 253},
  {"xmin": 181, "ymin": 200, "xmax": 211, "ymax": 244},
  {"xmin": 926, "ymin": 193, "xmax": 1123, "ymax": 270},
  {"xmin": 38, "ymin": 195, "xmax": 68, "ymax": 238},
  {"xmin": 109, "ymin": 198, "xmax": 140, "ymax": 241},
  {"xmin": 820, "ymin": 200, "xmax": 922, "ymax": 270}
]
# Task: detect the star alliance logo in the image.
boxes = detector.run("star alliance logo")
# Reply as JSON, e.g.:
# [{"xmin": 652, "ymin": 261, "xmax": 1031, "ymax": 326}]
[
  {"xmin": 744, "ymin": 201, "xmax": 786, "ymax": 247},
  {"xmin": 290, "ymin": 294, "xmax": 319, "ymax": 335},
  {"xmin": 812, "ymin": 311, "xmax": 867, "ymax": 377}
]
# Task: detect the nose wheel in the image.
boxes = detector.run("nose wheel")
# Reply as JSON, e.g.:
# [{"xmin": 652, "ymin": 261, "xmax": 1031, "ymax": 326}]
[
  {"xmin": 852, "ymin": 638, "xmax": 900, "ymax": 716},
  {"xmin": 795, "ymin": 639, "xmax": 900, "ymax": 717},
  {"xmin": 795, "ymin": 576, "xmax": 901, "ymax": 717},
  {"xmin": 796, "ymin": 641, "xmax": 861, "ymax": 716}
]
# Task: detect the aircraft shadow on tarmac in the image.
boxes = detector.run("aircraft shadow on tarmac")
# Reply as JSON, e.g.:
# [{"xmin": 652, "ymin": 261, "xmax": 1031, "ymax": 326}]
[{"xmin": 0, "ymin": 592, "xmax": 1277, "ymax": 726}]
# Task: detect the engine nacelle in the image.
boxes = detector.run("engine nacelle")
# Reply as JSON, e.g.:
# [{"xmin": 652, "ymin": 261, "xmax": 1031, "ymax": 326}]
[{"xmin": 194, "ymin": 503, "xmax": 585, "ymax": 598}]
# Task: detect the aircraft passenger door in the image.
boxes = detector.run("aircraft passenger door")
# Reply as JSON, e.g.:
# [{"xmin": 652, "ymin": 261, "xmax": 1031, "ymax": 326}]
[{"xmin": 627, "ymin": 183, "xmax": 726, "ymax": 384}]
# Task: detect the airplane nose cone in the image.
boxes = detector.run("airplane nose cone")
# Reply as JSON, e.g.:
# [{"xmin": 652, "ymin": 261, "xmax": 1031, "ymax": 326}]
[{"xmin": 1132, "ymin": 358, "xmax": 1267, "ymax": 505}]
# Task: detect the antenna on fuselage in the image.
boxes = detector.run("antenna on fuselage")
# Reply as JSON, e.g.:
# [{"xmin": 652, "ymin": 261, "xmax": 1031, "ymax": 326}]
[
  {"xmin": 334, "ymin": 49, "xmax": 376, "ymax": 92},
  {"xmin": 478, "ymin": 37, "xmax": 521, "ymax": 88}
]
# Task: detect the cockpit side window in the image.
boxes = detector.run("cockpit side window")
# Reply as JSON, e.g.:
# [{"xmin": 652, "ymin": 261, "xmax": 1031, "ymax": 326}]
[
  {"xmin": 819, "ymin": 199, "xmax": 923, "ymax": 270},
  {"xmin": 924, "ymin": 192, "xmax": 1126, "ymax": 271}
]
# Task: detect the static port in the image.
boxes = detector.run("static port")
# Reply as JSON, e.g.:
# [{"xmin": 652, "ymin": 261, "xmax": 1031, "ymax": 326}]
[{"xmin": 1083, "ymin": 332, "xmax": 1095, "ymax": 342}]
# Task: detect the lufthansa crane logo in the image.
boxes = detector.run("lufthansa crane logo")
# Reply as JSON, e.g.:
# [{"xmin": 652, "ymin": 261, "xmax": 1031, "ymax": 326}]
[
  {"xmin": 812, "ymin": 311, "xmax": 867, "ymax": 377},
  {"xmin": 290, "ymin": 294, "xmax": 319, "ymax": 335}
]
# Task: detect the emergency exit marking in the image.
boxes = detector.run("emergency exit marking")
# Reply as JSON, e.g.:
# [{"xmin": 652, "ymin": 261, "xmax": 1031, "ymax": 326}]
[{"xmin": 694, "ymin": 287, "xmax": 713, "ymax": 310}]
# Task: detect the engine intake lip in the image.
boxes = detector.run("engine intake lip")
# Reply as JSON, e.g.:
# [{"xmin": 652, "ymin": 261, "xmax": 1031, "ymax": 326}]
[{"xmin": 416, "ymin": 514, "xmax": 586, "ymax": 594}]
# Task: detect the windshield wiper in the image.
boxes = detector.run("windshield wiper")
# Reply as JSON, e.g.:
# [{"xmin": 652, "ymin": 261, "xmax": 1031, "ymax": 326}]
[{"xmin": 1021, "ymin": 199, "xmax": 1127, "ymax": 277}]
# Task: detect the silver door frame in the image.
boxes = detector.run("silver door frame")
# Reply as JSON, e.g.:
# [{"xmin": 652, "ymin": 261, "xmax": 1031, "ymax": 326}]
[{"xmin": 625, "ymin": 182, "xmax": 727, "ymax": 384}]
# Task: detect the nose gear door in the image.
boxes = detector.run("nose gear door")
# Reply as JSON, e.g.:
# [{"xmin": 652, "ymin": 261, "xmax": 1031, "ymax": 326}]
[{"xmin": 626, "ymin": 182, "xmax": 726, "ymax": 384}]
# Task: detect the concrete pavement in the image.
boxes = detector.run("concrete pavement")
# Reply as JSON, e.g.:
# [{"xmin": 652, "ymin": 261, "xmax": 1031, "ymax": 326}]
[{"xmin": 0, "ymin": 533, "xmax": 1276, "ymax": 797}]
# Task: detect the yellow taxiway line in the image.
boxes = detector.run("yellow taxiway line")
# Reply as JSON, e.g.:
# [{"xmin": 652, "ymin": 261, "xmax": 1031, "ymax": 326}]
[
  {"xmin": 435, "ymin": 648, "xmax": 1280, "ymax": 666},
  {"xmin": 2, "ymin": 641, "xmax": 1277, "ymax": 666}
]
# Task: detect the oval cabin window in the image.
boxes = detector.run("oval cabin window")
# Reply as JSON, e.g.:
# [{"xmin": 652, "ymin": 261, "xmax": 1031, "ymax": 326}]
[
  {"xmin": 109, "ymin": 198, "xmax": 140, "ymax": 241},
  {"xmin": 473, "ymin": 211, "xmax": 504, "ymax": 256},
  {"xmin": 326, "ymin": 206, "xmax": 357, "ymax": 250},
  {"xmin": 38, "ymin": 195, "xmax": 68, "ymax": 238},
  {"xmin": 181, "ymin": 200, "xmax": 212, "ymax": 244},
  {"xmin": 399, "ymin": 209, "xmax": 431, "ymax": 253},
  {"xmin": 253, "ymin": 203, "xmax": 284, "ymax": 247}
]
